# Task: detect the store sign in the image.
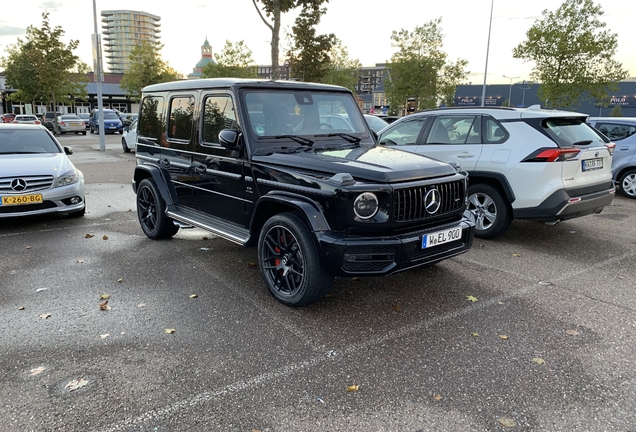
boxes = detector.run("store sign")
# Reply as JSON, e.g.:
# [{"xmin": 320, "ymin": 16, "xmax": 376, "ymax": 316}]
[
  {"xmin": 454, "ymin": 96, "xmax": 503, "ymax": 107},
  {"xmin": 609, "ymin": 96, "xmax": 636, "ymax": 108}
]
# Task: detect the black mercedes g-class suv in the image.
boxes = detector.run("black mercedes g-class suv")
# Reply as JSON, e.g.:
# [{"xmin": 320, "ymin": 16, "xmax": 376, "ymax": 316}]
[{"xmin": 132, "ymin": 79, "xmax": 475, "ymax": 306}]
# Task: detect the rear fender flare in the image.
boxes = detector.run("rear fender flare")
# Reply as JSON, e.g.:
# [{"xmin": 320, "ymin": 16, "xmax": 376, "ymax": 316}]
[{"xmin": 133, "ymin": 165, "xmax": 176, "ymax": 206}]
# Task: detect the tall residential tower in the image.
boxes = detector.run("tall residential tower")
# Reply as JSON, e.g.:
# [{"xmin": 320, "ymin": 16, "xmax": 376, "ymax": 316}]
[{"xmin": 101, "ymin": 10, "xmax": 161, "ymax": 74}]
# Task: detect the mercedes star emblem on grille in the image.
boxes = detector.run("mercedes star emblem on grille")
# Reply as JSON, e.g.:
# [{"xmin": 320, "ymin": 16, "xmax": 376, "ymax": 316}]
[
  {"xmin": 11, "ymin": 178, "xmax": 27, "ymax": 192},
  {"xmin": 425, "ymin": 188, "xmax": 441, "ymax": 214}
]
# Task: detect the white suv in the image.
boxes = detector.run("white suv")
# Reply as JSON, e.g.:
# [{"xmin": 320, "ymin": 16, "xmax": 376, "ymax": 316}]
[{"xmin": 377, "ymin": 106, "xmax": 616, "ymax": 239}]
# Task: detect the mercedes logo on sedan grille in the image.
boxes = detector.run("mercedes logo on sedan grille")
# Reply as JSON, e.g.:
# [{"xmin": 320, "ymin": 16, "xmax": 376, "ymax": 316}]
[
  {"xmin": 425, "ymin": 188, "xmax": 441, "ymax": 214},
  {"xmin": 11, "ymin": 178, "xmax": 28, "ymax": 192}
]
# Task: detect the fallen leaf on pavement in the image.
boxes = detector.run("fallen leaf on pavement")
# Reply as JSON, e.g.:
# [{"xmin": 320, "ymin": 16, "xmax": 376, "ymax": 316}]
[
  {"xmin": 391, "ymin": 304, "xmax": 402, "ymax": 311},
  {"xmin": 512, "ymin": 253, "xmax": 521, "ymax": 257},
  {"xmin": 470, "ymin": 332, "xmax": 479, "ymax": 337},
  {"xmin": 30, "ymin": 367, "xmax": 45, "ymax": 376},
  {"xmin": 100, "ymin": 334, "xmax": 110, "ymax": 339},
  {"xmin": 39, "ymin": 313, "xmax": 51, "ymax": 319},
  {"xmin": 565, "ymin": 329, "xmax": 579, "ymax": 336},
  {"xmin": 433, "ymin": 394, "xmax": 442, "ymax": 401},
  {"xmin": 165, "ymin": 328, "xmax": 176, "ymax": 334},
  {"xmin": 99, "ymin": 294, "xmax": 110, "ymax": 300},
  {"xmin": 102, "ymin": 235, "xmax": 109, "ymax": 240},
  {"xmin": 466, "ymin": 295, "xmax": 478, "ymax": 302},
  {"xmin": 117, "ymin": 278, "xmax": 123, "ymax": 283},
  {"xmin": 532, "ymin": 357, "xmax": 546, "ymax": 365},
  {"xmin": 26, "ymin": 246, "xmax": 31, "ymax": 249},
  {"xmin": 85, "ymin": 234, "xmax": 94, "ymax": 238},
  {"xmin": 189, "ymin": 294, "xmax": 198, "ymax": 298},
  {"xmin": 498, "ymin": 417, "xmax": 516, "ymax": 427},
  {"xmin": 138, "ymin": 303, "xmax": 146, "ymax": 307},
  {"xmin": 76, "ymin": 259, "xmax": 84, "ymax": 264},
  {"xmin": 499, "ymin": 334, "xmax": 509, "ymax": 340},
  {"xmin": 18, "ymin": 306, "xmax": 25, "ymax": 310},
  {"xmin": 99, "ymin": 300, "xmax": 111, "ymax": 311},
  {"xmin": 346, "ymin": 384, "xmax": 359, "ymax": 392},
  {"xmin": 248, "ymin": 262, "xmax": 257, "ymax": 268},
  {"xmin": 65, "ymin": 378, "xmax": 89, "ymax": 391}
]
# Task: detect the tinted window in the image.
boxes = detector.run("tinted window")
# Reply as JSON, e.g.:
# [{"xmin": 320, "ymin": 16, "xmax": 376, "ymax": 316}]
[
  {"xmin": 202, "ymin": 95, "xmax": 239, "ymax": 145},
  {"xmin": 544, "ymin": 118, "xmax": 606, "ymax": 147},
  {"xmin": 138, "ymin": 96, "xmax": 166, "ymax": 141},
  {"xmin": 0, "ymin": 129, "xmax": 60, "ymax": 154},
  {"xmin": 427, "ymin": 115, "xmax": 479, "ymax": 144},
  {"xmin": 594, "ymin": 122, "xmax": 636, "ymax": 141},
  {"xmin": 168, "ymin": 96, "xmax": 194, "ymax": 141},
  {"xmin": 379, "ymin": 117, "xmax": 427, "ymax": 146}
]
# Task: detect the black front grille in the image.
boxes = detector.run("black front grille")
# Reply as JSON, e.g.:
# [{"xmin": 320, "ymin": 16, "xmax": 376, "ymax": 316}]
[
  {"xmin": 394, "ymin": 181, "xmax": 464, "ymax": 222},
  {"xmin": 0, "ymin": 201, "xmax": 57, "ymax": 214}
]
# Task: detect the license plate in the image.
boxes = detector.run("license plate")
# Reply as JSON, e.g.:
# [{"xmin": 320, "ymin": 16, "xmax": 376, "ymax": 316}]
[
  {"xmin": 71, "ymin": 122, "xmax": 80, "ymax": 126},
  {"xmin": 1, "ymin": 194, "xmax": 43, "ymax": 206},
  {"xmin": 422, "ymin": 227, "xmax": 462, "ymax": 248},
  {"xmin": 582, "ymin": 158, "xmax": 603, "ymax": 171},
  {"xmin": 109, "ymin": 126, "xmax": 116, "ymax": 129}
]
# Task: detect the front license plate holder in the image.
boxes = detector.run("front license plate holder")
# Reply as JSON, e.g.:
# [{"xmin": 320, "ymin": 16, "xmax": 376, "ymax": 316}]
[
  {"xmin": 1, "ymin": 193, "xmax": 44, "ymax": 206},
  {"xmin": 422, "ymin": 227, "xmax": 463, "ymax": 249}
]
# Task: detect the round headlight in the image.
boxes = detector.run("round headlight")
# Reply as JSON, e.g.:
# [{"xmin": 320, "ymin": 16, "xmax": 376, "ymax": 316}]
[{"xmin": 353, "ymin": 192, "xmax": 379, "ymax": 219}]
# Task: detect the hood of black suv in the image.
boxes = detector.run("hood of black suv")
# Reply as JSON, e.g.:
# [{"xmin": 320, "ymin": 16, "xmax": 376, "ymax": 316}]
[{"xmin": 252, "ymin": 144, "xmax": 457, "ymax": 183}]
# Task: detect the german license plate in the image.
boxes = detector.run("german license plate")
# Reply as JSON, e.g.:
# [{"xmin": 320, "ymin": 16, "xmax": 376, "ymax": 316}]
[
  {"xmin": 422, "ymin": 227, "xmax": 462, "ymax": 249},
  {"xmin": 582, "ymin": 158, "xmax": 603, "ymax": 171},
  {"xmin": 1, "ymin": 194, "xmax": 43, "ymax": 206}
]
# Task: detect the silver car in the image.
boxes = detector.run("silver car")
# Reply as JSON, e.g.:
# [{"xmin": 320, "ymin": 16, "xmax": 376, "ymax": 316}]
[
  {"xmin": 12, "ymin": 114, "xmax": 41, "ymax": 125},
  {"xmin": 0, "ymin": 124, "xmax": 85, "ymax": 217},
  {"xmin": 57, "ymin": 114, "xmax": 87, "ymax": 135}
]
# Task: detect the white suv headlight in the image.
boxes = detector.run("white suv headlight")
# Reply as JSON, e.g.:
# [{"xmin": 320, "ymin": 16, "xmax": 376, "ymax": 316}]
[
  {"xmin": 353, "ymin": 192, "xmax": 379, "ymax": 219},
  {"xmin": 54, "ymin": 169, "xmax": 80, "ymax": 188}
]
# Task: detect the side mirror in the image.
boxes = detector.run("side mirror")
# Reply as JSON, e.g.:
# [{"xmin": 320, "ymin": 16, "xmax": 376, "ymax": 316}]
[
  {"xmin": 218, "ymin": 129, "xmax": 239, "ymax": 148},
  {"xmin": 64, "ymin": 146, "xmax": 73, "ymax": 155},
  {"xmin": 124, "ymin": 126, "xmax": 129, "ymax": 132}
]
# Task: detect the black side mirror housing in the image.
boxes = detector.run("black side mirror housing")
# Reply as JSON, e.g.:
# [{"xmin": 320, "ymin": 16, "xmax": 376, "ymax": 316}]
[
  {"xmin": 64, "ymin": 146, "xmax": 73, "ymax": 155},
  {"xmin": 218, "ymin": 129, "xmax": 239, "ymax": 148}
]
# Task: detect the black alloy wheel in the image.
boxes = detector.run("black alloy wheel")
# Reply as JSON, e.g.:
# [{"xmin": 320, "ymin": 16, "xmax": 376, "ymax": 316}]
[
  {"xmin": 258, "ymin": 213, "xmax": 333, "ymax": 306},
  {"xmin": 136, "ymin": 178, "xmax": 179, "ymax": 239}
]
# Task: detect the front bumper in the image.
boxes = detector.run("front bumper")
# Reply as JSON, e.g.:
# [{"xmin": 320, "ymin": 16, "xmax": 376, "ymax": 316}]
[
  {"xmin": 513, "ymin": 184, "xmax": 615, "ymax": 222},
  {"xmin": 318, "ymin": 217, "xmax": 475, "ymax": 277},
  {"xmin": 0, "ymin": 180, "xmax": 85, "ymax": 218}
]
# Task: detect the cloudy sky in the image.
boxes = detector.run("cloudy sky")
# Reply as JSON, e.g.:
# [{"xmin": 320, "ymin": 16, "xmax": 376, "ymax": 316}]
[{"xmin": 1, "ymin": 0, "xmax": 634, "ymax": 85}]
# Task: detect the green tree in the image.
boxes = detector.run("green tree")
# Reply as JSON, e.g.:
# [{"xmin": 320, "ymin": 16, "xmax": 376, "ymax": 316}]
[
  {"xmin": 252, "ymin": 0, "xmax": 329, "ymax": 80},
  {"xmin": 385, "ymin": 18, "xmax": 468, "ymax": 113},
  {"xmin": 201, "ymin": 40, "xmax": 257, "ymax": 78},
  {"xmin": 513, "ymin": 0, "xmax": 627, "ymax": 109},
  {"xmin": 0, "ymin": 12, "xmax": 88, "ymax": 128},
  {"xmin": 120, "ymin": 41, "xmax": 183, "ymax": 102},
  {"xmin": 285, "ymin": 3, "xmax": 335, "ymax": 83},
  {"xmin": 322, "ymin": 39, "xmax": 361, "ymax": 92},
  {"xmin": 610, "ymin": 105, "xmax": 623, "ymax": 117}
]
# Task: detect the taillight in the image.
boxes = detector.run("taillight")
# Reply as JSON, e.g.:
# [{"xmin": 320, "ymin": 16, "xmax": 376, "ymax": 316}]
[
  {"xmin": 35, "ymin": 120, "xmax": 41, "ymax": 124},
  {"xmin": 532, "ymin": 148, "xmax": 580, "ymax": 162},
  {"xmin": 605, "ymin": 142, "xmax": 616, "ymax": 155},
  {"xmin": 81, "ymin": 121, "xmax": 85, "ymax": 126},
  {"xmin": 60, "ymin": 122, "xmax": 67, "ymax": 127}
]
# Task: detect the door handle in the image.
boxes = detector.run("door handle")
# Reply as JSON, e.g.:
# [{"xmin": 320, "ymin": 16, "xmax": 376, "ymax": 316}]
[
  {"xmin": 457, "ymin": 154, "xmax": 475, "ymax": 159},
  {"xmin": 194, "ymin": 164, "xmax": 206, "ymax": 174}
]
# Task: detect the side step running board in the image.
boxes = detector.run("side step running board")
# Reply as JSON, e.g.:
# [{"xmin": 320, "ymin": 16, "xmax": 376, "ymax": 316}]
[{"xmin": 167, "ymin": 205, "xmax": 250, "ymax": 246}]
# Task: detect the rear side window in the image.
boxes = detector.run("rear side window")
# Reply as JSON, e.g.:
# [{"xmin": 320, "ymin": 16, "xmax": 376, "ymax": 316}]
[
  {"xmin": 426, "ymin": 115, "xmax": 480, "ymax": 144},
  {"xmin": 167, "ymin": 96, "xmax": 194, "ymax": 141},
  {"xmin": 594, "ymin": 122, "xmax": 636, "ymax": 142},
  {"xmin": 201, "ymin": 95, "xmax": 239, "ymax": 145},
  {"xmin": 544, "ymin": 118, "xmax": 606, "ymax": 147},
  {"xmin": 138, "ymin": 96, "xmax": 166, "ymax": 141}
]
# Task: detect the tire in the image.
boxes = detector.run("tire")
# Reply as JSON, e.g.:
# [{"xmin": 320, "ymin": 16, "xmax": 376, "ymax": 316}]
[
  {"xmin": 136, "ymin": 178, "xmax": 179, "ymax": 239},
  {"xmin": 618, "ymin": 169, "xmax": 636, "ymax": 199},
  {"xmin": 258, "ymin": 213, "xmax": 334, "ymax": 306},
  {"xmin": 82, "ymin": 131, "xmax": 86, "ymax": 136},
  {"xmin": 122, "ymin": 138, "xmax": 130, "ymax": 153},
  {"xmin": 467, "ymin": 183, "xmax": 511, "ymax": 239},
  {"xmin": 90, "ymin": 127, "xmax": 94, "ymax": 134}
]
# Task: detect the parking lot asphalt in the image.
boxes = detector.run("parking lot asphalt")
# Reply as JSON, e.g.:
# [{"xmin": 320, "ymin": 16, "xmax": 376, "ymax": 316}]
[{"xmin": 1, "ymin": 133, "xmax": 635, "ymax": 431}]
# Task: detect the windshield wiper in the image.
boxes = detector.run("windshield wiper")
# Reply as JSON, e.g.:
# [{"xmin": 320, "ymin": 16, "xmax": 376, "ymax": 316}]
[
  {"xmin": 572, "ymin": 140, "xmax": 593, "ymax": 146},
  {"xmin": 316, "ymin": 133, "xmax": 361, "ymax": 145},
  {"xmin": 253, "ymin": 146, "xmax": 307, "ymax": 156},
  {"xmin": 260, "ymin": 135, "xmax": 315, "ymax": 146}
]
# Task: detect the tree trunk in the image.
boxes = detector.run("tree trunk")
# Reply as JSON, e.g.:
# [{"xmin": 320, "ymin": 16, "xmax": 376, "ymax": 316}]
[{"xmin": 270, "ymin": 0, "xmax": 281, "ymax": 81}]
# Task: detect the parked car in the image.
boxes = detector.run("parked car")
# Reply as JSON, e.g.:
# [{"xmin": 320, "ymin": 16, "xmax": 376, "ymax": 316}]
[
  {"xmin": 121, "ymin": 118, "xmax": 137, "ymax": 153},
  {"xmin": 77, "ymin": 113, "xmax": 91, "ymax": 129},
  {"xmin": 57, "ymin": 114, "xmax": 87, "ymax": 135},
  {"xmin": 89, "ymin": 109, "xmax": 123, "ymax": 134},
  {"xmin": 133, "ymin": 78, "xmax": 475, "ymax": 306},
  {"xmin": 0, "ymin": 124, "xmax": 85, "ymax": 218},
  {"xmin": 377, "ymin": 106, "xmax": 616, "ymax": 239},
  {"xmin": 2, "ymin": 113, "xmax": 16, "ymax": 123},
  {"xmin": 122, "ymin": 113, "xmax": 138, "ymax": 127},
  {"xmin": 42, "ymin": 112, "xmax": 61, "ymax": 132},
  {"xmin": 372, "ymin": 113, "xmax": 401, "ymax": 124},
  {"xmin": 587, "ymin": 117, "xmax": 636, "ymax": 198},
  {"xmin": 364, "ymin": 114, "xmax": 389, "ymax": 133},
  {"xmin": 12, "ymin": 114, "xmax": 41, "ymax": 125}
]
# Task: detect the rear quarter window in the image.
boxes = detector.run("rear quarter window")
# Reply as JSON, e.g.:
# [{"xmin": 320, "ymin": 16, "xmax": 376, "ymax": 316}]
[{"xmin": 138, "ymin": 96, "xmax": 166, "ymax": 141}]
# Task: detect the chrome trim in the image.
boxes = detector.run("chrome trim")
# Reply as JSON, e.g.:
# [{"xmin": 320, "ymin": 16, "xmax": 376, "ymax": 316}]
[
  {"xmin": 136, "ymin": 155, "xmax": 160, "ymax": 163},
  {"xmin": 205, "ymin": 169, "xmax": 242, "ymax": 180},
  {"xmin": 166, "ymin": 211, "xmax": 247, "ymax": 245}
]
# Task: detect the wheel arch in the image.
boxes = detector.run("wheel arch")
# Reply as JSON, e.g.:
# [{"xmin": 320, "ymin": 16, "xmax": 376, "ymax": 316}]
[
  {"xmin": 133, "ymin": 165, "xmax": 176, "ymax": 206},
  {"xmin": 469, "ymin": 171, "xmax": 515, "ymax": 204},
  {"xmin": 247, "ymin": 191, "xmax": 331, "ymax": 247}
]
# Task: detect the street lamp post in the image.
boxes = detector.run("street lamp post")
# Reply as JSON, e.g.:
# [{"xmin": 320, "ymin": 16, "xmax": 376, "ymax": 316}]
[
  {"xmin": 503, "ymin": 75, "xmax": 519, "ymax": 107},
  {"xmin": 480, "ymin": 0, "xmax": 495, "ymax": 107},
  {"xmin": 519, "ymin": 83, "xmax": 532, "ymax": 107}
]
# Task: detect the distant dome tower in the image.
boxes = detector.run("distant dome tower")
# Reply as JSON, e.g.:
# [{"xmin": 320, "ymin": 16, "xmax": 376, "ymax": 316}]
[{"xmin": 188, "ymin": 38, "xmax": 216, "ymax": 80}]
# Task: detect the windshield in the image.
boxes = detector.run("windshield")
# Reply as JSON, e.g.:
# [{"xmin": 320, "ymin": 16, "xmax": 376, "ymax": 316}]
[
  {"xmin": 0, "ymin": 129, "xmax": 61, "ymax": 154},
  {"xmin": 244, "ymin": 90, "xmax": 369, "ymax": 147},
  {"xmin": 103, "ymin": 112, "xmax": 120, "ymax": 120}
]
